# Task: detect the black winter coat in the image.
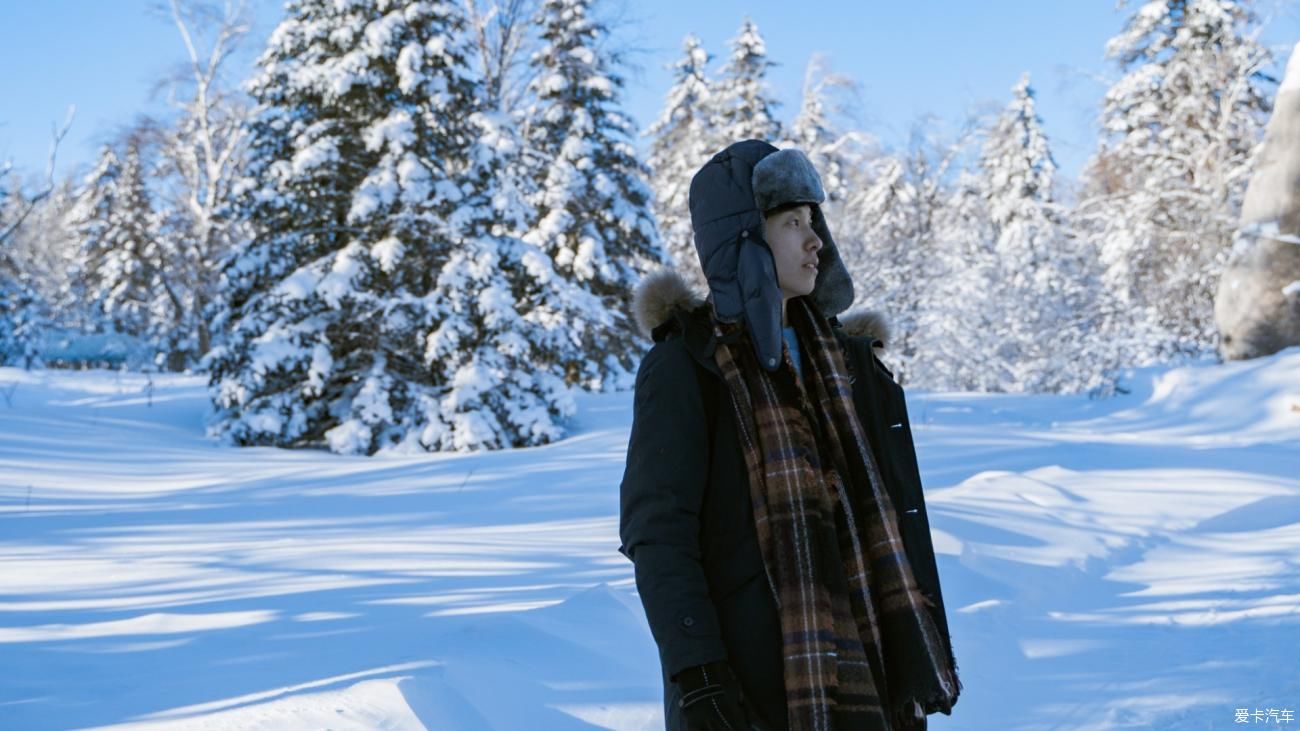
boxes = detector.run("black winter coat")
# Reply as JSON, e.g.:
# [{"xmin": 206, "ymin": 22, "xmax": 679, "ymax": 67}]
[{"xmin": 619, "ymin": 302, "xmax": 957, "ymax": 730}]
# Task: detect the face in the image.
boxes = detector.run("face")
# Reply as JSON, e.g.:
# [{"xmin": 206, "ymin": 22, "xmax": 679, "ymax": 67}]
[{"xmin": 763, "ymin": 204, "xmax": 823, "ymax": 300}]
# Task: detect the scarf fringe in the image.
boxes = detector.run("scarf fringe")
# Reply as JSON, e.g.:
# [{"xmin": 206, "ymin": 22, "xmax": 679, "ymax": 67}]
[{"xmin": 891, "ymin": 669, "xmax": 962, "ymax": 731}]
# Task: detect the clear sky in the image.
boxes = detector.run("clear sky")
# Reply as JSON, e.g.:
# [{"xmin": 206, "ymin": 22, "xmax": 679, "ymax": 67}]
[{"xmin": 2, "ymin": 0, "xmax": 1298, "ymax": 187}]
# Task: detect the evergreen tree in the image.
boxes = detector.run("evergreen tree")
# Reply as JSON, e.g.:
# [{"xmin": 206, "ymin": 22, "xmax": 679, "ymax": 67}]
[
  {"xmin": 646, "ymin": 34, "xmax": 714, "ymax": 281},
  {"xmin": 419, "ymin": 110, "xmax": 597, "ymax": 451},
  {"xmin": 523, "ymin": 0, "xmax": 664, "ymax": 387},
  {"xmin": 976, "ymin": 75, "xmax": 1103, "ymax": 393},
  {"xmin": 710, "ymin": 18, "xmax": 782, "ymax": 144},
  {"xmin": 1080, "ymin": 0, "xmax": 1274, "ymax": 358},
  {"xmin": 0, "ymin": 271, "xmax": 42, "ymax": 369},
  {"xmin": 69, "ymin": 143, "xmax": 164, "ymax": 340},
  {"xmin": 982, "ymin": 76, "xmax": 1055, "ymax": 230},
  {"xmin": 68, "ymin": 147, "xmax": 121, "ymax": 333},
  {"xmin": 212, "ymin": 0, "xmax": 475, "ymax": 453},
  {"xmin": 210, "ymin": 0, "xmax": 593, "ymax": 454}
]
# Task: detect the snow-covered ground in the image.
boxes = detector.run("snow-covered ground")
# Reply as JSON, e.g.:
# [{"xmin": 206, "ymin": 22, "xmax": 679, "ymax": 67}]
[{"xmin": 1, "ymin": 349, "xmax": 1298, "ymax": 730}]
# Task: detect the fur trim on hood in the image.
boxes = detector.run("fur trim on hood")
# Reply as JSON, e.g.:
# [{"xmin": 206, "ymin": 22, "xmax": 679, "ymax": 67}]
[
  {"xmin": 632, "ymin": 269, "xmax": 706, "ymax": 339},
  {"xmin": 838, "ymin": 309, "xmax": 891, "ymax": 350},
  {"xmin": 633, "ymin": 268, "xmax": 888, "ymax": 348}
]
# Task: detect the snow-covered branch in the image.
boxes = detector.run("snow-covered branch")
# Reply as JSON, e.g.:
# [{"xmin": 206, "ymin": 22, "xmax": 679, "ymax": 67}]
[{"xmin": 0, "ymin": 108, "xmax": 74, "ymax": 248}]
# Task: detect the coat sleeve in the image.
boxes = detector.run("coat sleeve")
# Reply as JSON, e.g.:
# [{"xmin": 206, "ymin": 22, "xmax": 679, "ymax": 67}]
[{"xmin": 619, "ymin": 338, "xmax": 728, "ymax": 678}]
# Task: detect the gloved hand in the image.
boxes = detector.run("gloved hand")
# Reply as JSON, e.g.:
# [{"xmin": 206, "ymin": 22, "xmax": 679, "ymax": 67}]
[{"xmin": 673, "ymin": 661, "xmax": 756, "ymax": 730}]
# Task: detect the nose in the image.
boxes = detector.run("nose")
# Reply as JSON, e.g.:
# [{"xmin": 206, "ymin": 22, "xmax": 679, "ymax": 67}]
[{"xmin": 806, "ymin": 229, "xmax": 822, "ymax": 252}]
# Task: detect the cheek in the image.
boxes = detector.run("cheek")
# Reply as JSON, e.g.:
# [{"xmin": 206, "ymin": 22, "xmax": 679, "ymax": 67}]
[
  {"xmin": 771, "ymin": 237, "xmax": 804, "ymax": 284},
  {"xmin": 770, "ymin": 232, "xmax": 798, "ymax": 264},
  {"xmin": 785, "ymin": 240, "xmax": 809, "ymax": 272}
]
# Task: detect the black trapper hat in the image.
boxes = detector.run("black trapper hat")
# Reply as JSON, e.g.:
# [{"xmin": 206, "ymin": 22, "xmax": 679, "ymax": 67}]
[{"xmin": 688, "ymin": 139, "xmax": 855, "ymax": 370}]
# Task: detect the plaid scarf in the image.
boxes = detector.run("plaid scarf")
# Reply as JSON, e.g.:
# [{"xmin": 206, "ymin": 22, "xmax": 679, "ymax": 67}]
[{"xmin": 713, "ymin": 297, "xmax": 960, "ymax": 731}]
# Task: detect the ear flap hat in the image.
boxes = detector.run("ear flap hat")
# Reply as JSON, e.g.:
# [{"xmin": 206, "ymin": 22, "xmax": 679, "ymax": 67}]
[{"xmin": 688, "ymin": 140, "xmax": 854, "ymax": 370}]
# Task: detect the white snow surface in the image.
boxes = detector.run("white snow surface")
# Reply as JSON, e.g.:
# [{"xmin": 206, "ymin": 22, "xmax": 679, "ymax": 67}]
[{"xmin": 2, "ymin": 348, "xmax": 1299, "ymax": 730}]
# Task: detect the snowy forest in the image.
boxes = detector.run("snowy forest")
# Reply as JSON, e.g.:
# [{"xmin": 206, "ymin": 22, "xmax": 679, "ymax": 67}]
[{"xmin": 0, "ymin": 0, "xmax": 1284, "ymax": 455}]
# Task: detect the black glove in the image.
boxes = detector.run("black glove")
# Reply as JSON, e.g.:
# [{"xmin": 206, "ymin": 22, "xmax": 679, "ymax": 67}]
[{"xmin": 674, "ymin": 661, "xmax": 755, "ymax": 731}]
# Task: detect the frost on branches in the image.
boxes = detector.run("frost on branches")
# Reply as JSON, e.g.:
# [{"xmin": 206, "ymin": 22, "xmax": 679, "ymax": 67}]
[
  {"xmin": 523, "ymin": 0, "xmax": 664, "ymax": 389},
  {"xmin": 911, "ymin": 167, "xmax": 998, "ymax": 392},
  {"xmin": 0, "ymin": 168, "xmax": 48, "ymax": 368},
  {"xmin": 646, "ymin": 34, "xmax": 714, "ymax": 283},
  {"xmin": 0, "ymin": 173, "xmax": 42, "ymax": 366},
  {"xmin": 840, "ymin": 137, "xmax": 954, "ymax": 386},
  {"xmin": 209, "ymin": 0, "xmax": 595, "ymax": 455},
  {"xmin": 964, "ymin": 75, "xmax": 1105, "ymax": 393},
  {"xmin": 851, "ymin": 79, "xmax": 1108, "ymax": 394},
  {"xmin": 788, "ymin": 54, "xmax": 867, "ymax": 208},
  {"xmin": 1080, "ymin": 0, "xmax": 1274, "ymax": 360}
]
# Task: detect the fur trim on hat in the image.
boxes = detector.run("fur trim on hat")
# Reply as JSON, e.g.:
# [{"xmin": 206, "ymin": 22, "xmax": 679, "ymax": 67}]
[
  {"xmin": 632, "ymin": 268, "xmax": 705, "ymax": 339},
  {"xmin": 752, "ymin": 148, "xmax": 825, "ymax": 213},
  {"xmin": 838, "ymin": 309, "xmax": 891, "ymax": 350}
]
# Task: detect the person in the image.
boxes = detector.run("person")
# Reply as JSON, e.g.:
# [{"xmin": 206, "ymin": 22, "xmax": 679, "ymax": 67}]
[{"xmin": 619, "ymin": 140, "xmax": 961, "ymax": 730}]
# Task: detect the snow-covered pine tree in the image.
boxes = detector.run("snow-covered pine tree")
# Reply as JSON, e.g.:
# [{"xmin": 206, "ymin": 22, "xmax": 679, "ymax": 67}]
[
  {"xmin": 523, "ymin": 0, "xmax": 664, "ymax": 387},
  {"xmin": 0, "ymin": 270, "xmax": 42, "ymax": 369},
  {"xmin": 70, "ymin": 142, "xmax": 164, "ymax": 341},
  {"xmin": 418, "ymin": 110, "xmax": 600, "ymax": 451},
  {"xmin": 710, "ymin": 18, "xmax": 782, "ymax": 145},
  {"xmin": 646, "ymin": 34, "xmax": 714, "ymax": 281},
  {"xmin": 1080, "ymin": 0, "xmax": 1274, "ymax": 359},
  {"xmin": 976, "ymin": 75, "xmax": 1104, "ymax": 393},
  {"xmin": 707, "ymin": 19, "xmax": 781, "ymax": 147},
  {"xmin": 212, "ymin": 0, "xmax": 474, "ymax": 453},
  {"xmin": 983, "ymin": 76, "xmax": 1055, "ymax": 234},
  {"xmin": 63, "ymin": 148, "xmax": 120, "ymax": 348},
  {"xmin": 211, "ymin": 0, "xmax": 590, "ymax": 454},
  {"xmin": 67, "ymin": 147, "xmax": 120, "ymax": 331}
]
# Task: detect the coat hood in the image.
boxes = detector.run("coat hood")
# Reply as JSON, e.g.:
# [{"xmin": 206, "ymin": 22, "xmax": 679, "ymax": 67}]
[{"xmin": 687, "ymin": 139, "xmax": 855, "ymax": 370}]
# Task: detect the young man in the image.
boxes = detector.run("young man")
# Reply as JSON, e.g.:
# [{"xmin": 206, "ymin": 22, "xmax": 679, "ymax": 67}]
[{"xmin": 620, "ymin": 140, "xmax": 960, "ymax": 730}]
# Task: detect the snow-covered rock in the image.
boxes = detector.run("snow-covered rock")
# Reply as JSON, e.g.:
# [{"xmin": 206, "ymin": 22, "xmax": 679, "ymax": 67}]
[{"xmin": 1215, "ymin": 43, "xmax": 1300, "ymax": 360}]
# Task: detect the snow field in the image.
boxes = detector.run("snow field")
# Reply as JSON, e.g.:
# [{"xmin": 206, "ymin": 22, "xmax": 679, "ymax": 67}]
[{"xmin": 1, "ymin": 348, "xmax": 1298, "ymax": 729}]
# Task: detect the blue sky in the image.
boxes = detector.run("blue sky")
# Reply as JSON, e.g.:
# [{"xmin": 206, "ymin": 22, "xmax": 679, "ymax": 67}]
[{"xmin": 2, "ymin": 0, "xmax": 1298, "ymax": 186}]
